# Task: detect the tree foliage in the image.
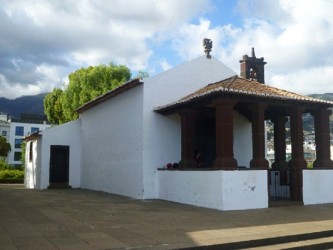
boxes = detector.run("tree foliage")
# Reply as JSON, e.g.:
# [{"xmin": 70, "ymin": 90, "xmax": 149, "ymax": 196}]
[
  {"xmin": 44, "ymin": 62, "xmax": 131, "ymax": 124},
  {"xmin": 20, "ymin": 141, "xmax": 26, "ymax": 167},
  {"xmin": 0, "ymin": 136, "xmax": 11, "ymax": 157},
  {"xmin": 44, "ymin": 88, "xmax": 64, "ymax": 124}
]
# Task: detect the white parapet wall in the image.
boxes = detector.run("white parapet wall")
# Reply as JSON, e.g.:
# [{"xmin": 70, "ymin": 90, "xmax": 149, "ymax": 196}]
[
  {"xmin": 303, "ymin": 169, "xmax": 333, "ymax": 205},
  {"xmin": 158, "ymin": 170, "xmax": 268, "ymax": 211}
]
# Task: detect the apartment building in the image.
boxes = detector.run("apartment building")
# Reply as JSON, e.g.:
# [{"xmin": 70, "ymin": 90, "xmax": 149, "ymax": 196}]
[
  {"xmin": 1, "ymin": 113, "xmax": 50, "ymax": 167},
  {"xmin": 0, "ymin": 114, "xmax": 10, "ymax": 142}
]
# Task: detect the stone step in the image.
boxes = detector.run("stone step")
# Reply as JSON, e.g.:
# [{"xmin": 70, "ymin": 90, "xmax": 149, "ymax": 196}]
[
  {"xmin": 183, "ymin": 230, "xmax": 333, "ymax": 250},
  {"xmin": 47, "ymin": 183, "xmax": 72, "ymax": 189},
  {"xmin": 246, "ymin": 236, "xmax": 333, "ymax": 249}
]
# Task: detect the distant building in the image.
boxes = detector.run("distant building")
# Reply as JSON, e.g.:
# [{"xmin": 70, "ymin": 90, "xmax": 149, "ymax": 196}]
[
  {"xmin": 9, "ymin": 113, "xmax": 49, "ymax": 124},
  {"xmin": 267, "ymin": 142, "xmax": 316, "ymax": 167},
  {"xmin": 0, "ymin": 114, "xmax": 10, "ymax": 142},
  {"xmin": 1, "ymin": 113, "xmax": 50, "ymax": 166}
]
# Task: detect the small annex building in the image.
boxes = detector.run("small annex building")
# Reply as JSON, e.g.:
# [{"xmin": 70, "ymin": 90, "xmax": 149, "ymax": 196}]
[{"xmin": 25, "ymin": 46, "xmax": 333, "ymax": 211}]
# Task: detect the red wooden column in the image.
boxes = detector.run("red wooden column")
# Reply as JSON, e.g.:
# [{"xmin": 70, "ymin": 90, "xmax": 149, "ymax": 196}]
[
  {"xmin": 213, "ymin": 99, "xmax": 238, "ymax": 170},
  {"xmin": 179, "ymin": 109, "xmax": 196, "ymax": 168},
  {"xmin": 250, "ymin": 103, "xmax": 269, "ymax": 169},
  {"xmin": 271, "ymin": 117, "xmax": 288, "ymax": 170},
  {"xmin": 272, "ymin": 117, "xmax": 289, "ymax": 184},
  {"xmin": 313, "ymin": 109, "xmax": 333, "ymax": 168},
  {"xmin": 289, "ymin": 107, "xmax": 307, "ymax": 201}
]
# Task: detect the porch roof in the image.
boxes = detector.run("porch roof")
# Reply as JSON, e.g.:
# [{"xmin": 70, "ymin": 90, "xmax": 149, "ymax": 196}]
[
  {"xmin": 24, "ymin": 131, "xmax": 42, "ymax": 141},
  {"xmin": 155, "ymin": 75, "xmax": 333, "ymax": 114}
]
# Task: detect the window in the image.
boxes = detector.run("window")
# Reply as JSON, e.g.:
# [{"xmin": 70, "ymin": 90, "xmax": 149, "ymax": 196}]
[
  {"xmin": 15, "ymin": 126, "xmax": 24, "ymax": 136},
  {"xmin": 14, "ymin": 152, "xmax": 22, "ymax": 161},
  {"xmin": 15, "ymin": 139, "xmax": 23, "ymax": 149},
  {"xmin": 2, "ymin": 131, "xmax": 7, "ymax": 136},
  {"xmin": 29, "ymin": 142, "xmax": 33, "ymax": 162},
  {"xmin": 31, "ymin": 127, "xmax": 39, "ymax": 134}
]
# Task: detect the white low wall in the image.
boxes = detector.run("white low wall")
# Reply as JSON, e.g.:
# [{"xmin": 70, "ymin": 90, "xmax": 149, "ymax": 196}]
[
  {"xmin": 303, "ymin": 169, "xmax": 333, "ymax": 205},
  {"xmin": 158, "ymin": 170, "xmax": 268, "ymax": 211}
]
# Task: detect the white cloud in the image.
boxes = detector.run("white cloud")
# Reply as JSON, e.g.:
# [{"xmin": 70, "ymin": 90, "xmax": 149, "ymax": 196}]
[
  {"xmin": 0, "ymin": 0, "xmax": 210, "ymax": 98},
  {"xmin": 1, "ymin": 0, "xmax": 333, "ymax": 99},
  {"xmin": 159, "ymin": 58, "xmax": 172, "ymax": 71},
  {"xmin": 35, "ymin": 64, "xmax": 67, "ymax": 92},
  {"xmin": 170, "ymin": 0, "xmax": 333, "ymax": 94},
  {"xmin": 0, "ymin": 74, "xmax": 41, "ymax": 98},
  {"xmin": 270, "ymin": 66, "xmax": 333, "ymax": 95}
]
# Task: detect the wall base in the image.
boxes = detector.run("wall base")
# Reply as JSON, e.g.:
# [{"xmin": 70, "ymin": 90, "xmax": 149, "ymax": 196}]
[
  {"xmin": 303, "ymin": 169, "xmax": 333, "ymax": 205},
  {"xmin": 158, "ymin": 169, "xmax": 268, "ymax": 211}
]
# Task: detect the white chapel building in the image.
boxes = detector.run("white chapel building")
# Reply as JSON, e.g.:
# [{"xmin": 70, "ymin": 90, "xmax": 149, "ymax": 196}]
[{"xmin": 25, "ymin": 46, "xmax": 333, "ymax": 211}]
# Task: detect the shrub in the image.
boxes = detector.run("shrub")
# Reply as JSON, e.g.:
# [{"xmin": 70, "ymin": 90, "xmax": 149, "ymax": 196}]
[
  {"xmin": 0, "ymin": 160, "xmax": 11, "ymax": 170},
  {"xmin": 0, "ymin": 160, "xmax": 24, "ymax": 170},
  {"xmin": 0, "ymin": 169, "xmax": 24, "ymax": 180},
  {"xmin": 307, "ymin": 162, "xmax": 313, "ymax": 169}
]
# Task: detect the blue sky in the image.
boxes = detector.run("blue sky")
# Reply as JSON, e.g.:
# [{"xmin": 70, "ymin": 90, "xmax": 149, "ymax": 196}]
[{"xmin": 0, "ymin": 0, "xmax": 333, "ymax": 98}]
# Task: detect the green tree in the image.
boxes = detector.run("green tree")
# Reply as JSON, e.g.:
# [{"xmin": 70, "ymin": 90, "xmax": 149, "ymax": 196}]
[
  {"xmin": 44, "ymin": 62, "xmax": 131, "ymax": 124},
  {"xmin": 44, "ymin": 88, "xmax": 64, "ymax": 124},
  {"xmin": 20, "ymin": 141, "xmax": 26, "ymax": 168},
  {"xmin": 0, "ymin": 136, "xmax": 11, "ymax": 157},
  {"xmin": 136, "ymin": 71, "xmax": 149, "ymax": 79}
]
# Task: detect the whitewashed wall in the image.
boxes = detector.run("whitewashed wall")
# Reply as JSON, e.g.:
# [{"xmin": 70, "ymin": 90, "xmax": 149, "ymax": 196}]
[
  {"xmin": 80, "ymin": 85, "xmax": 144, "ymax": 199},
  {"xmin": 25, "ymin": 139, "xmax": 42, "ymax": 189},
  {"xmin": 38, "ymin": 119, "xmax": 82, "ymax": 189},
  {"xmin": 142, "ymin": 56, "xmax": 237, "ymax": 199},
  {"xmin": 24, "ymin": 141, "xmax": 34, "ymax": 188},
  {"xmin": 159, "ymin": 170, "xmax": 268, "ymax": 210},
  {"xmin": 303, "ymin": 170, "xmax": 333, "ymax": 205}
]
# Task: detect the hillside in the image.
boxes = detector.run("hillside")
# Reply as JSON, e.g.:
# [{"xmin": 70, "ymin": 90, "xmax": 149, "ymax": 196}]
[
  {"xmin": 0, "ymin": 93, "xmax": 48, "ymax": 119},
  {"xmin": 0, "ymin": 92, "xmax": 333, "ymax": 124},
  {"xmin": 308, "ymin": 93, "xmax": 333, "ymax": 101}
]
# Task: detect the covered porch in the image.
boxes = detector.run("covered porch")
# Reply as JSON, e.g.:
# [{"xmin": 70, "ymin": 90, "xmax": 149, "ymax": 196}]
[{"xmin": 155, "ymin": 76, "xmax": 333, "ymax": 210}]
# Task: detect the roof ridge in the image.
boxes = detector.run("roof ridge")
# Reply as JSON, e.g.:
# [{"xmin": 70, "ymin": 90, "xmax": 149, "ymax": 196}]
[
  {"xmin": 207, "ymin": 75, "xmax": 238, "ymax": 87},
  {"xmin": 76, "ymin": 78, "xmax": 143, "ymax": 113},
  {"xmin": 226, "ymin": 75, "xmax": 239, "ymax": 88}
]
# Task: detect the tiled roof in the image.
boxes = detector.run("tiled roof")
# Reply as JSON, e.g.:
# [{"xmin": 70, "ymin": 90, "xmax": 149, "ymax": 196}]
[
  {"xmin": 24, "ymin": 131, "xmax": 42, "ymax": 141},
  {"xmin": 76, "ymin": 78, "xmax": 143, "ymax": 113},
  {"xmin": 155, "ymin": 76, "xmax": 333, "ymax": 112}
]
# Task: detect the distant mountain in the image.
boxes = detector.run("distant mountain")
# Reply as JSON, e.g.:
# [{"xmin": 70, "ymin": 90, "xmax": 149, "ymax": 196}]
[
  {"xmin": 308, "ymin": 93, "xmax": 333, "ymax": 102},
  {"xmin": 299, "ymin": 93, "xmax": 333, "ymax": 134},
  {"xmin": 0, "ymin": 93, "xmax": 48, "ymax": 119},
  {"xmin": 0, "ymin": 92, "xmax": 333, "ymax": 123}
]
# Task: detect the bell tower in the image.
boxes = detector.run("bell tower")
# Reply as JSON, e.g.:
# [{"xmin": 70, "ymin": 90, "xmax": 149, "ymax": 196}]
[{"xmin": 239, "ymin": 48, "xmax": 267, "ymax": 84}]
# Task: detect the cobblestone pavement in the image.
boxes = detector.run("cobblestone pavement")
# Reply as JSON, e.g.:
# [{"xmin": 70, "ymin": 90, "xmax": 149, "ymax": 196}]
[{"xmin": 1, "ymin": 184, "xmax": 333, "ymax": 249}]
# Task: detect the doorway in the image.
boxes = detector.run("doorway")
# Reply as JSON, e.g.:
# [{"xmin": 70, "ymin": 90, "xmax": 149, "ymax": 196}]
[{"xmin": 49, "ymin": 145, "xmax": 70, "ymax": 188}]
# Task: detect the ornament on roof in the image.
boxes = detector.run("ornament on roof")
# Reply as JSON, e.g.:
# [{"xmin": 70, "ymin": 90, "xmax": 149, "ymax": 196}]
[
  {"xmin": 203, "ymin": 38, "xmax": 212, "ymax": 58},
  {"xmin": 249, "ymin": 68, "xmax": 257, "ymax": 81}
]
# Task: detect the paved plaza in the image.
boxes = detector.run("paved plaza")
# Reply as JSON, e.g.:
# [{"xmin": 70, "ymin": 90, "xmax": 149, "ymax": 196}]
[{"xmin": 1, "ymin": 184, "xmax": 333, "ymax": 249}]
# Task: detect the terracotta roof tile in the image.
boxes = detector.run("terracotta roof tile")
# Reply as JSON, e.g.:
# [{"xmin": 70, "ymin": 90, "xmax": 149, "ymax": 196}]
[
  {"xmin": 24, "ymin": 131, "xmax": 42, "ymax": 141},
  {"xmin": 155, "ymin": 76, "xmax": 333, "ymax": 112}
]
